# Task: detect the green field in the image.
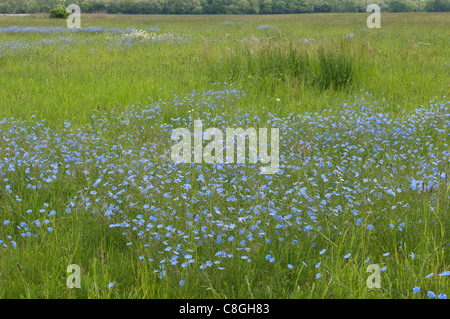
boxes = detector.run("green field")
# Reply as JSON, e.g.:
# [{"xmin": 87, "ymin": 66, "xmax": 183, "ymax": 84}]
[{"xmin": 0, "ymin": 13, "xmax": 448, "ymax": 299}]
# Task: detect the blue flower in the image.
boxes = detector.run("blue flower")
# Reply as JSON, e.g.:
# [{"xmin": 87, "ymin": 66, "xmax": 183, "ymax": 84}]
[{"xmin": 412, "ymin": 287, "xmax": 420, "ymax": 293}]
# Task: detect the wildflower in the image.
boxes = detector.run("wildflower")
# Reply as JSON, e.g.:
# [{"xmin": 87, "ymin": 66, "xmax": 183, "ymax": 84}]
[{"xmin": 345, "ymin": 33, "xmax": 356, "ymax": 39}]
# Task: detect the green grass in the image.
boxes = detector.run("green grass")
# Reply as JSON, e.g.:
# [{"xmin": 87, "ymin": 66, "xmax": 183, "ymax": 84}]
[
  {"xmin": 0, "ymin": 13, "xmax": 449, "ymax": 299},
  {"xmin": 0, "ymin": 13, "xmax": 449, "ymax": 125}
]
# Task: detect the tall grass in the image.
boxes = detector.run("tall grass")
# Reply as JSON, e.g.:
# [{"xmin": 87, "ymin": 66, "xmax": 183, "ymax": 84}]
[
  {"xmin": 316, "ymin": 46, "xmax": 354, "ymax": 90},
  {"xmin": 216, "ymin": 41, "xmax": 355, "ymax": 92}
]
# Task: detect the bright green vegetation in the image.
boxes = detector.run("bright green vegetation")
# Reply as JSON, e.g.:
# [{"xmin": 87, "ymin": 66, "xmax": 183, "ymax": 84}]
[
  {"xmin": 0, "ymin": 13, "xmax": 448, "ymax": 299},
  {"xmin": 1, "ymin": 13, "xmax": 449, "ymax": 126}
]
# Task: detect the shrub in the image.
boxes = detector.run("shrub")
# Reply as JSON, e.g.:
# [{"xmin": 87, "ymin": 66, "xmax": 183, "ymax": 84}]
[
  {"xmin": 49, "ymin": 5, "xmax": 69, "ymax": 19},
  {"xmin": 213, "ymin": 44, "xmax": 355, "ymax": 92}
]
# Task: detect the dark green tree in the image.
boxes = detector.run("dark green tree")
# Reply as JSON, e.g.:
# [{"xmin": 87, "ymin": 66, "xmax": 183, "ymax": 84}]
[{"xmin": 425, "ymin": 0, "xmax": 450, "ymax": 11}]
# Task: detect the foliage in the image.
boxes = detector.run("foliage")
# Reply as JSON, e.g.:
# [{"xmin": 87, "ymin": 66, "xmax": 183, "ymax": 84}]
[
  {"xmin": 0, "ymin": 12, "xmax": 448, "ymax": 300},
  {"xmin": 0, "ymin": 0, "xmax": 449, "ymax": 14},
  {"xmin": 49, "ymin": 5, "xmax": 69, "ymax": 18}
]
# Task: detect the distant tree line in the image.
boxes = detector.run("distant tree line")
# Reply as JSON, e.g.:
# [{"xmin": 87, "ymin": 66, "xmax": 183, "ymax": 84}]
[{"xmin": 1, "ymin": 0, "xmax": 449, "ymax": 14}]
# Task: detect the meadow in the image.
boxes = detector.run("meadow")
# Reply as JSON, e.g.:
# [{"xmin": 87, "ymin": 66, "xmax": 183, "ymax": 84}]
[{"xmin": 0, "ymin": 12, "xmax": 448, "ymax": 299}]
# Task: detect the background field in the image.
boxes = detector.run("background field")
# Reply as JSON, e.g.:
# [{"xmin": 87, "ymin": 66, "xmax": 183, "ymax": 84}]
[
  {"xmin": 0, "ymin": 13, "xmax": 448, "ymax": 299},
  {"xmin": 1, "ymin": 13, "xmax": 449, "ymax": 126}
]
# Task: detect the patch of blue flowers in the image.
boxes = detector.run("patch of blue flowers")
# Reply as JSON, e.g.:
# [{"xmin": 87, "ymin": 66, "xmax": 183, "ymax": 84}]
[{"xmin": 0, "ymin": 83, "xmax": 448, "ymax": 294}]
